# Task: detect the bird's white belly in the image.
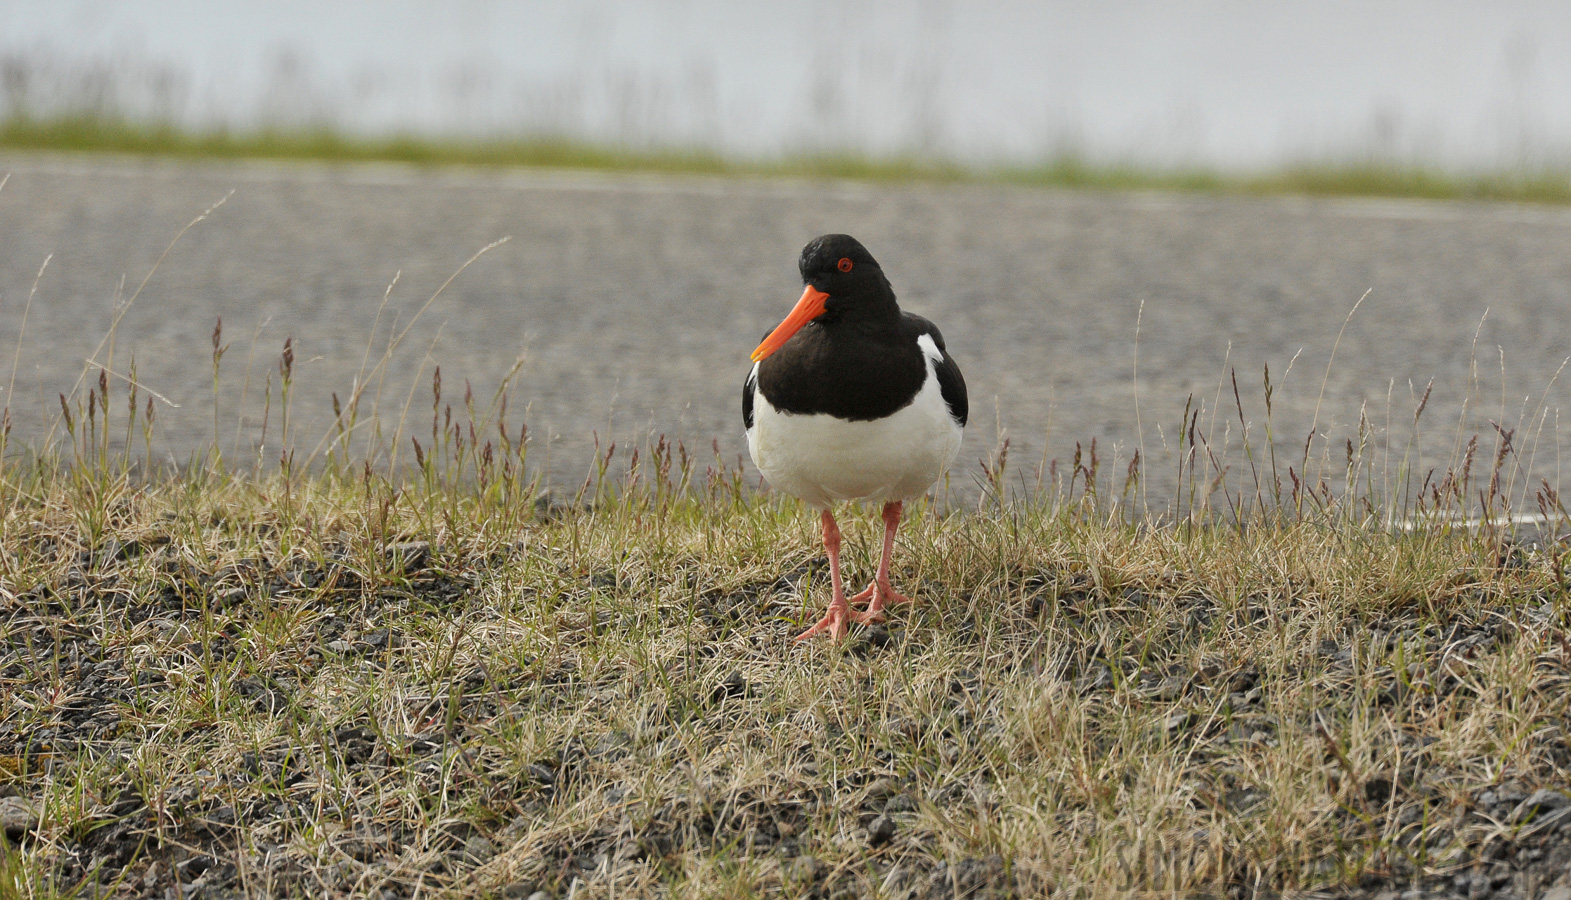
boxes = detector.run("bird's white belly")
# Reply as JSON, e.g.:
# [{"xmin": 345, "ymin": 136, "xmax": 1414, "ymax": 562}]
[{"xmin": 747, "ymin": 368, "xmax": 962, "ymax": 508}]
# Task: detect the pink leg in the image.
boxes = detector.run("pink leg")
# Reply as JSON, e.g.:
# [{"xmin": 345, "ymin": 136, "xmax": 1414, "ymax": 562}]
[
  {"xmin": 795, "ymin": 509, "xmax": 854, "ymax": 641},
  {"xmin": 848, "ymin": 501, "xmax": 914, "ymax": 623}
]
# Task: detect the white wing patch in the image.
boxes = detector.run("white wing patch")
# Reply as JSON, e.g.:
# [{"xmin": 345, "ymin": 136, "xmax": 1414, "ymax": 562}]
[{"xmin": 916, "ymin": 333, "xmax": 944, "ymax": 364}]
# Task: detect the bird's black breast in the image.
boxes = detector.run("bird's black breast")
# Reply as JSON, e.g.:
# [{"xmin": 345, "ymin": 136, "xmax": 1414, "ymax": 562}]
[{"xmin": 756, "ymin": 314, "xmax": 962, "ymax": 423}]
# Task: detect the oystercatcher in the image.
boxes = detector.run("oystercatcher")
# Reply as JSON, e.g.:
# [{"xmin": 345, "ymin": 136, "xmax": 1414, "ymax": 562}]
[{"xmin": 744, "ymin": 234, "xmax": 967, "ymax": 641}]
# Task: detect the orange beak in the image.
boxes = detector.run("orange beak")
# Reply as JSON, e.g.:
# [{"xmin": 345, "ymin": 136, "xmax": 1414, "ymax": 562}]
[{"xmin": 750, "ymin": 284, "xmax": 830, "ymax": 362}]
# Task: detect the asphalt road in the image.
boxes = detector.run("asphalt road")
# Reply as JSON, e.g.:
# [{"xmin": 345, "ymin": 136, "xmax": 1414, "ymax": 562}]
[{"xmin": 4, "ymin": 154, "xmax": 1571, "ymax": 511}]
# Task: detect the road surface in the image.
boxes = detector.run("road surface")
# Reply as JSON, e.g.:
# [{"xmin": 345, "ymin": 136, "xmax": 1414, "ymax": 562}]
[{"xmin": 3, "ymin": 154, "xmax": 1571, "ymax": 512}]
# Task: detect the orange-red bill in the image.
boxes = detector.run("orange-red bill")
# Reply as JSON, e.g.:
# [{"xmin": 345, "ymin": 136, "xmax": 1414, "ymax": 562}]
[{"xmin": 750, "ymin": 284, "xmax": 830, "ymax": 362}]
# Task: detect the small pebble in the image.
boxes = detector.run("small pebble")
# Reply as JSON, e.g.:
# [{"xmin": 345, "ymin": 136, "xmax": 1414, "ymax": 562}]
[
  {"xmin": 385, "ymin": 541, "xmax": 431, "ymax": 570},
  {"xmin": 712, "ymin": 671, "xmax": 749, "ymax": 701},
  {"xmin": 884, "ymin": 793, "xmax": 917, "ymax": 814},
  {"xmin": 464, "ymin": 834, "xmax": 498, "ymax": 862},
  {"xmin": 0, "ymin": 795, "xmax": 39, "ymax": 839},
  {"xmin": 861, "ymin": 777, "xmax": 897, "ymax": 807},
  {"xmin": 1510, "ymin": 787, "xmax": 1571, "ymax": 823},
  {"xmin": 1151, "ymin": 676, "xmax": 1185, "ymax": 701},
  {"xmin": 359, "ymin": 628, "xmax": 400, "ymax": 651},
  {"xmin": 788, "ymin": 855, "xmax": 823, "ymax": 881},
  {"xmin": 867, "ymin": 814, "xmax": 897, "ymax": 847}
]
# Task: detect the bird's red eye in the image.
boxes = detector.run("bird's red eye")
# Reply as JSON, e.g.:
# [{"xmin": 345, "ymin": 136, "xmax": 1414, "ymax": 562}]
[{"xmin": 837, "ymin": 258, "xmax": 853, "ymax": 272}]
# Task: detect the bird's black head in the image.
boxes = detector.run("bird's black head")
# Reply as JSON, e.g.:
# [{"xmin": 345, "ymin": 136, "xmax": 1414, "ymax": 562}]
[
  {"xmin": 798, "ymin": 234, "xmax": 897, "ymax": 321},
  {"xmin": 750, "ymin": 234, "xmax": 899, "ymax": 362}
]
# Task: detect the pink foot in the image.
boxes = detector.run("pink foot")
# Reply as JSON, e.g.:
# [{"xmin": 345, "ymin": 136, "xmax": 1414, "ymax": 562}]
[
  {"xmin": 795, "ymin": 596, "xmax": 852, "ymax": 641},
  {"xmin": 848, "ymin": 581, "xmax": 913, "ymax": 624}
]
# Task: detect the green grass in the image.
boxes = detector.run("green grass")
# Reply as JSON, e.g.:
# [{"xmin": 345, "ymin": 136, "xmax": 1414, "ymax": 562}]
[{"xmin": 6, "ymin": 113, "xmax": 1571, "ymax": 204}]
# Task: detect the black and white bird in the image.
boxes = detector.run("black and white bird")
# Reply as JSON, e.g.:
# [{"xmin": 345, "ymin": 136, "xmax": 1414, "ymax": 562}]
[{"xmin": 744, "ymin": 234, "xmax": 967, "ymax": 640}]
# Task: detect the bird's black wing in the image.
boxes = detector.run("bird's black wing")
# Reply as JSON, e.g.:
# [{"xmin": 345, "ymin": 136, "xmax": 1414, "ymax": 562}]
[
  {"xmin": 935, "ymin": 347, "xmax": 968, "ymax": 427},
  {"xmin": 911, "ymin": 316, "xmax": 967, "ymax": 427},
  {"xmin": 742, "ymin": 365, "xmax": 757, "ymax": 430}
]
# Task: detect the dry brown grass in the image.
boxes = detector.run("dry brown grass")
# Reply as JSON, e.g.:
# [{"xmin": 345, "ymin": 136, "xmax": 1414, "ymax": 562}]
[
  {"xmin": 1, "ymin": 448, "xmax": 1569, "ymax": 898},
  {"xmin": 2, "ymin": 202, "xmax": 1570, "ymax": 900}
]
